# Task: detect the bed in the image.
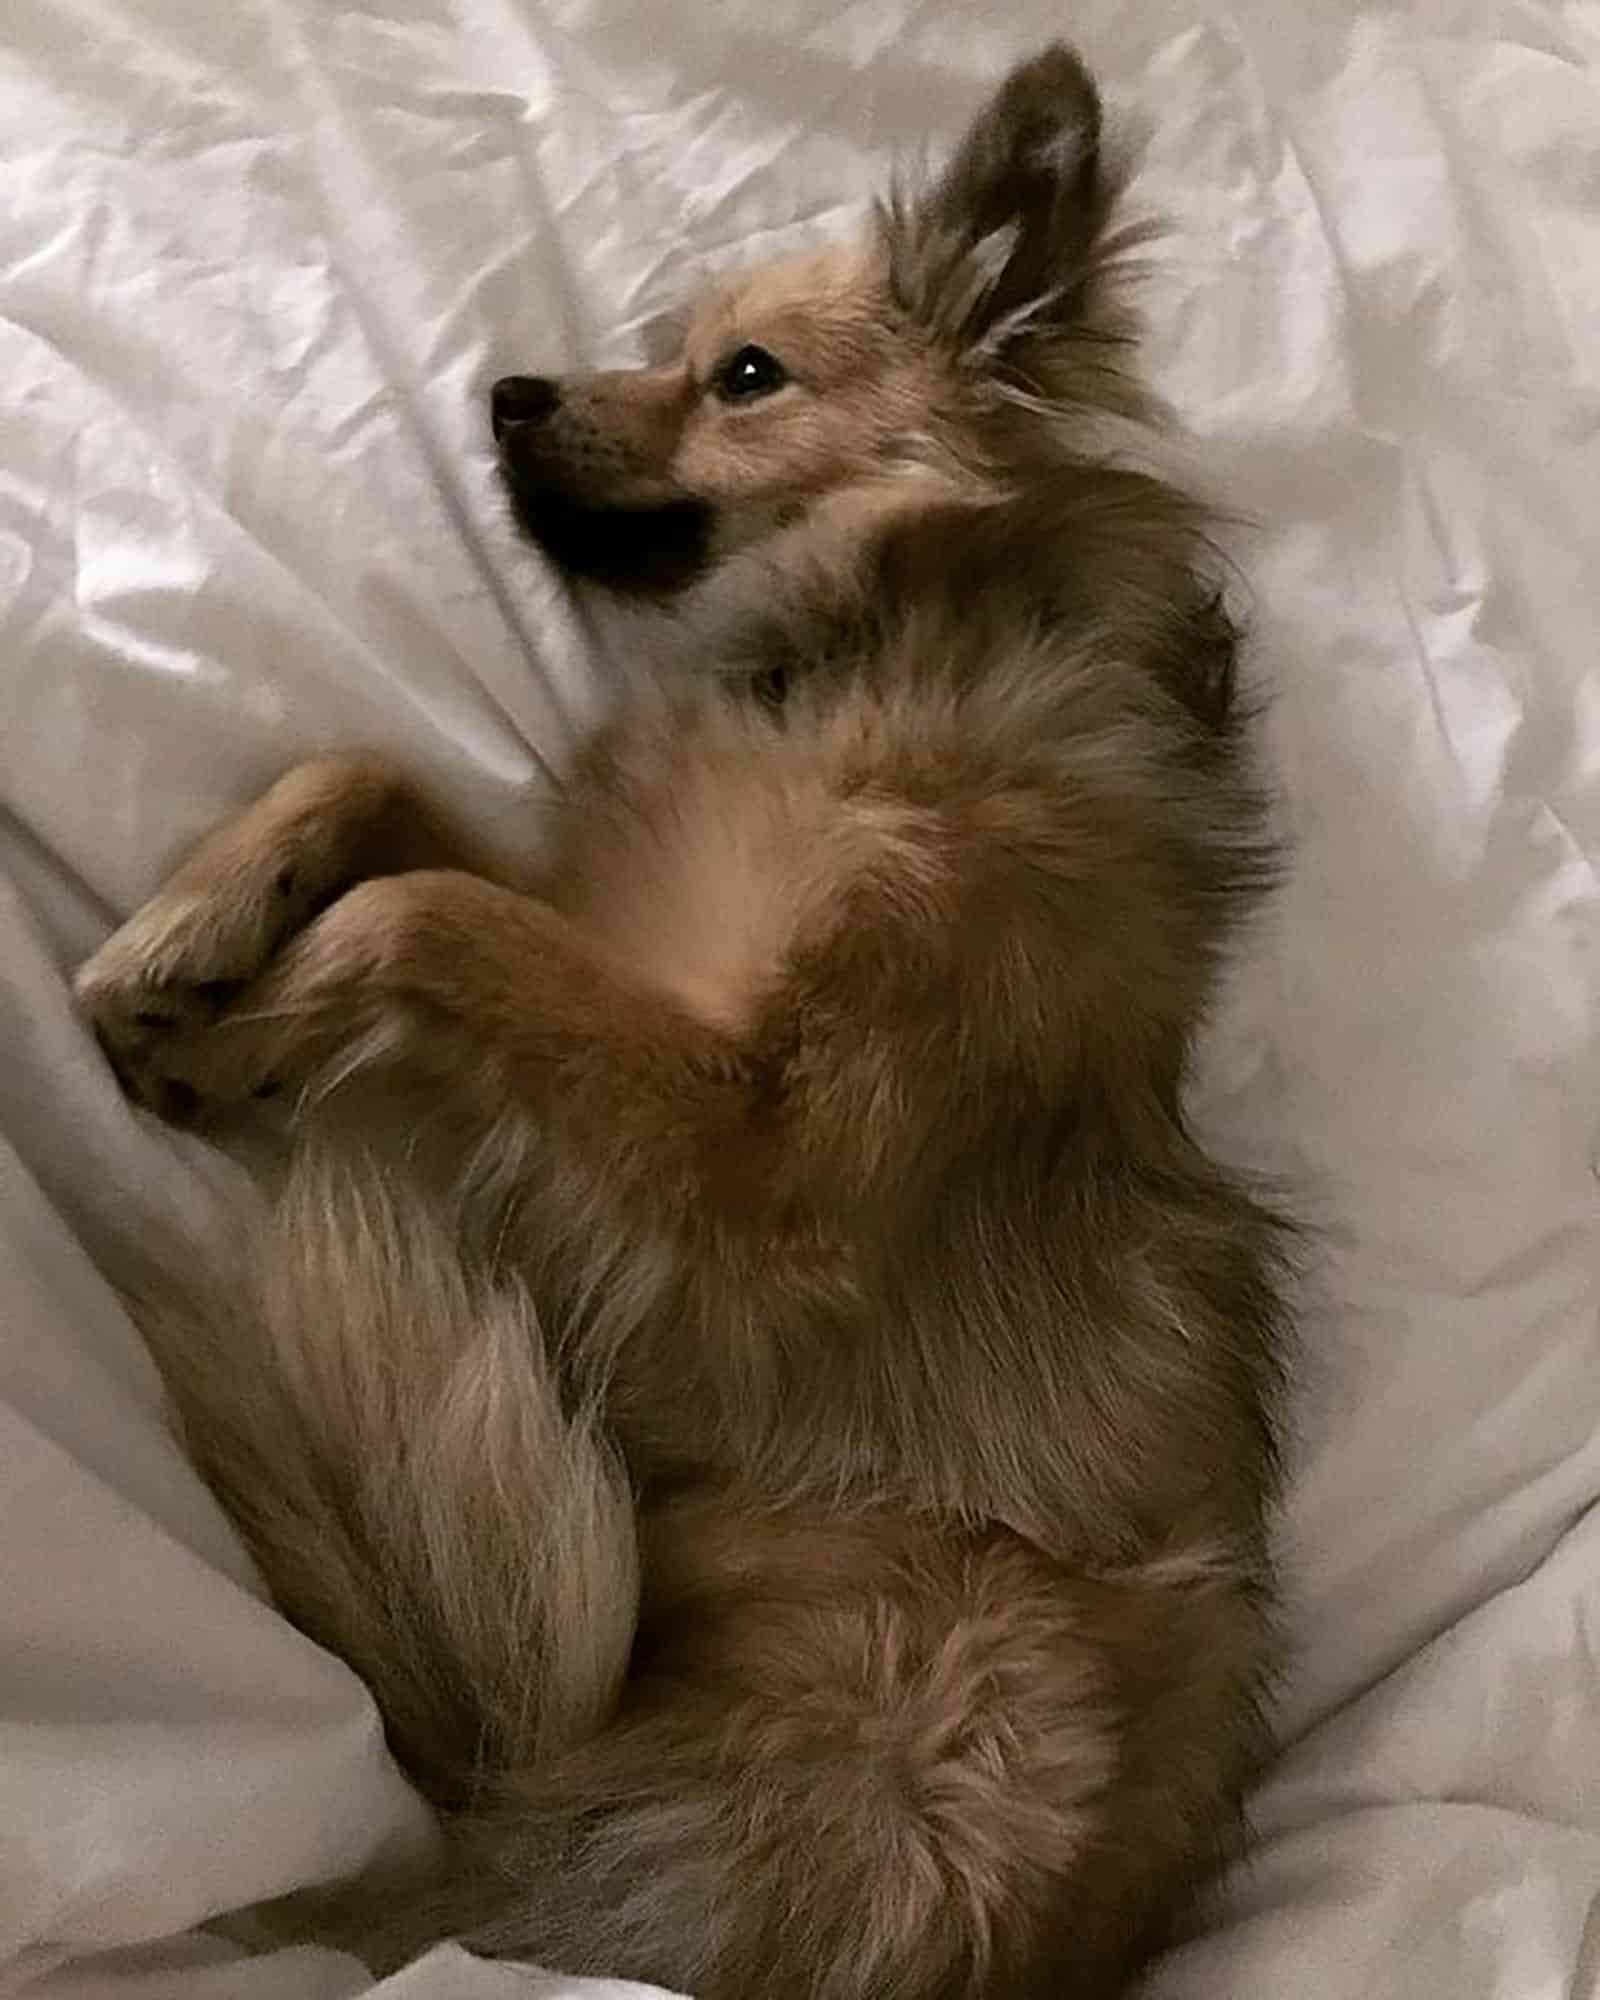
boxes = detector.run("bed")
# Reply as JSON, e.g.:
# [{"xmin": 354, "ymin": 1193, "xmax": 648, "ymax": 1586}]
[{"xmin": 3, "ymin": 1, "xmax": 1598, "ymax": 1994}]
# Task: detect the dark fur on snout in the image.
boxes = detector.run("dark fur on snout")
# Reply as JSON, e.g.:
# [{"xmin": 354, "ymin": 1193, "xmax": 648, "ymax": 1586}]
[
  {"xmin": 506, "ymin": 488, "xmax": 713, "ymax": 595},
  {"xmin": 78, "ymin": 44, "xmax": 1293, "ymax": 2000}
]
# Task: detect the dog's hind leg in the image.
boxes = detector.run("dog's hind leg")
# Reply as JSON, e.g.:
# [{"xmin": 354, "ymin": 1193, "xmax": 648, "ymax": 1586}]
[{"xmin": 348, "ymin": 1513, "xmax": 1224, "ymax": 2000}]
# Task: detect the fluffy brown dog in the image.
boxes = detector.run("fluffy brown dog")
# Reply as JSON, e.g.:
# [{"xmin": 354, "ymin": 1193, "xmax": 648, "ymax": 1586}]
[{"xmin": 76, "ymin": 44, "xmax": 1291, "ymax": 2000}]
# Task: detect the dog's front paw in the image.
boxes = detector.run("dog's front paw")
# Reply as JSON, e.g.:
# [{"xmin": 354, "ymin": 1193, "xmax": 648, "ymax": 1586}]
[
  {"xmin": 76, "ymin": 869, "xmax": 310, "ymax": 1122},
  {"xmin": 79, "ymin": 875, "xmax": 445, "ymax": 1126}
]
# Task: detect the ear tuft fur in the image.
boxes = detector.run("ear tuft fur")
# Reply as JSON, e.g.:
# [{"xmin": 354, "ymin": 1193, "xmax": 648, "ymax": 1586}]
[{"xmin": 881, "ymin": 44, "xmax": 1111, "ymax": 361}]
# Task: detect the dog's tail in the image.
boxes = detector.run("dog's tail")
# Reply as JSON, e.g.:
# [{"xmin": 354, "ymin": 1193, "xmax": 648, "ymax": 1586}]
[{"xmin": 123, "ymin": 1149, "xmax": 638, "ymax": 1806}]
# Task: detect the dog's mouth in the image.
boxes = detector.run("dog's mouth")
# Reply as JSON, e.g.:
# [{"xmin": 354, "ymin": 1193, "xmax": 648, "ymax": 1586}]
[{"xmin": 499, "ymin": 455, "xmax": 712, "ymax": 599}]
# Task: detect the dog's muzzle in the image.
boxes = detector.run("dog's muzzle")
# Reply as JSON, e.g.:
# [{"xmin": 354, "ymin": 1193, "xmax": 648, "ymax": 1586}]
[{"xmin": 488, "ymin": 375, "xmax": 711, "ymax": 597}]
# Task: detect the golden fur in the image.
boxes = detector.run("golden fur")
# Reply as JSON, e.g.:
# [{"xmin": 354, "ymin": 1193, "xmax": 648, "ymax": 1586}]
[{"xmin": 77, "ymin": 46, "xmax": 1292, "ymax": 2000}]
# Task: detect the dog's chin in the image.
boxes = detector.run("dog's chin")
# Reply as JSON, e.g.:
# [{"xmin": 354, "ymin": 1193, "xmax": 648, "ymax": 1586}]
[{"xmin": 500, "ymin": 461, "xmax": 713, "ymax": 598}]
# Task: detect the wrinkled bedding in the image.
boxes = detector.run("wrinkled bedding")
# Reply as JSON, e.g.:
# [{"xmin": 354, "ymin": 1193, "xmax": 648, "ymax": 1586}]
[{"xmin": 3, "ymin": 0, "xmax": 1599, "ymax": 1994}]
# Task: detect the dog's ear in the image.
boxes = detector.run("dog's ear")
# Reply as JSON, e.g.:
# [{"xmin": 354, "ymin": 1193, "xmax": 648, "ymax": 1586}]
[{"xmin": 883, "ymin": 44, "xmax": 1106, "ymax": 359}]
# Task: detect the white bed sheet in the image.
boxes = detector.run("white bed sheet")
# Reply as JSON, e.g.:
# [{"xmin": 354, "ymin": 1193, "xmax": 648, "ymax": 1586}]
[{"xmin": 2, "ymin": 1, "xmax": 1598, "ymax": 1994}]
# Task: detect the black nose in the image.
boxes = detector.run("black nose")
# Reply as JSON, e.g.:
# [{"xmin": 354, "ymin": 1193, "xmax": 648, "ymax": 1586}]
[{"xmin": 491, "ymin": 375, "xmax": 560, "ymax": 441}]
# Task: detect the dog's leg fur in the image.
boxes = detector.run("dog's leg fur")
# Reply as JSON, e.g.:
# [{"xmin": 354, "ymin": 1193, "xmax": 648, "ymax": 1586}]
[
  {"xmin": 376, "ymin": 1509, "xmax": 1265, "ymax": 2000},
  {"xmin": 86, "ymin": 867, "xmax": 751, "ymax": 1188}
]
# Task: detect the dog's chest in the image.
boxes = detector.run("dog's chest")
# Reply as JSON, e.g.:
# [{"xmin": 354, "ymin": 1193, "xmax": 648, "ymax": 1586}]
[{"xmin": 551, "ymin": 703, "xmax": 863, "ymax": 1035}]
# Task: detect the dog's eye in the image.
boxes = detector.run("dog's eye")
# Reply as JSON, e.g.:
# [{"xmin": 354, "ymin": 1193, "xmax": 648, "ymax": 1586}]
[{"xmin": 713, "ymin": 345, "xmax": 788, "ymax": 404}]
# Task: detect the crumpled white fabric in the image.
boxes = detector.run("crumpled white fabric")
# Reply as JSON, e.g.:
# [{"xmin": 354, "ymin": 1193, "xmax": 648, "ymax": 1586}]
[{"xmin": 1, "ymin": 1, "xmax": 1598, "ymax": 1995}]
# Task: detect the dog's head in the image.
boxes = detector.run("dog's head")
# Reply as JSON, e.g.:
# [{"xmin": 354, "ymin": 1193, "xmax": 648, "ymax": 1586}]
[{"xmin": 492, "ymin": 45, "xmax": 1125, "ymax": 594}]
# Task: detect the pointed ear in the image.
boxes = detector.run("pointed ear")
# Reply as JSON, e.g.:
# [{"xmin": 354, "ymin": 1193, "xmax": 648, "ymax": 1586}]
[{"xmin": 883, "ymin": 44, "xmax": 1107, "ymax": 357}]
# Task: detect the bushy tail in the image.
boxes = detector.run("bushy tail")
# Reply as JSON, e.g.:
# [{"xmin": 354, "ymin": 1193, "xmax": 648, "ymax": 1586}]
[{"xmin": 123, "ymin": 1150, "xmax": 638, "ymax": 1806}]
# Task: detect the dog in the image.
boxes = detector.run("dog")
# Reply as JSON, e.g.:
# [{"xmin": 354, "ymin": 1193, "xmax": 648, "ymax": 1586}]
[{"xmin": 76, "ymin": 43, "xmax": 1292, "ymax": 2000}]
